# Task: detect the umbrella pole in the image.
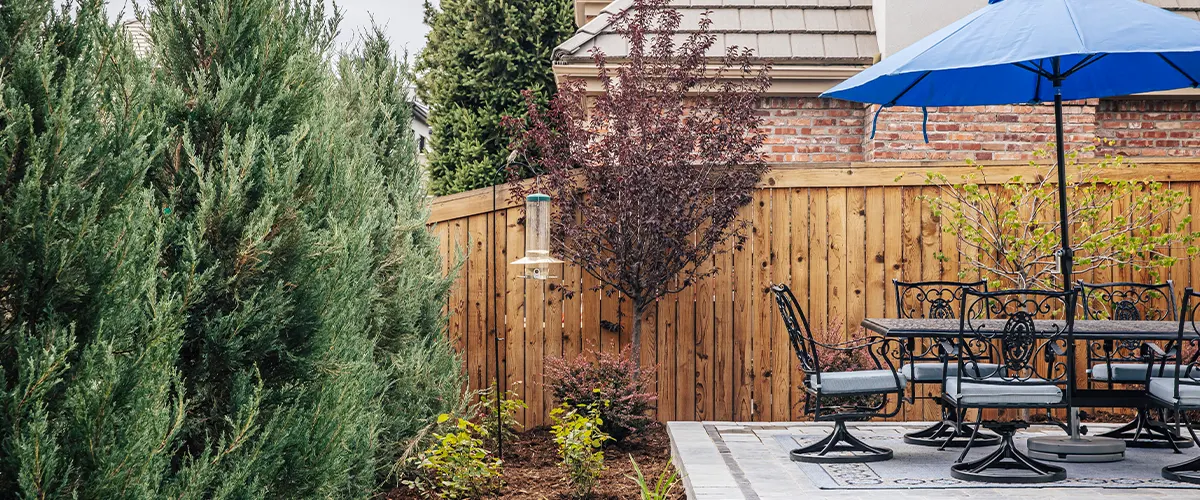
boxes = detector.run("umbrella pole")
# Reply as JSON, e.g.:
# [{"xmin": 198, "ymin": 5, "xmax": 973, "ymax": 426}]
[
  {"xmin": 1053, "ymin": 83, "xmax": 1072, "ymax": 293},
  {"xmin": 1053, "ymin": 73, "xmax": 1081, "ymax": 440}
]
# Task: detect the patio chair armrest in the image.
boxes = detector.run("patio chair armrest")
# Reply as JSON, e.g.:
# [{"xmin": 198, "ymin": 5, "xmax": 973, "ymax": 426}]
[
  {"xmin": 938, "ymin": 339, "xmax": 959, "ymax": 357},
  {"xmin": 1142, "ymin": 342, "xmax": 1168, "ymax": 359},
  {"xmin": 1049, "ymin": 341, "xmax": 1067, "ymax": 357}
]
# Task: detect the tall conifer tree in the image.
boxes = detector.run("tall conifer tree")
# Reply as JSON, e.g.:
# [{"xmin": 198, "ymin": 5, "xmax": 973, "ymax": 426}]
[
  {"xmin": 1, "ymin": 0, "xmax": 461, "ymax": 496},
  {"xmin": 0, "ymin": 0, "xmax": 188, "ymax": 497},
  {"xmin": 416, "ymin": 0, "xmax": 574, "ymax": 195},
  {"xmin": 334, "ymin": 28, "xmax": 465, "ymax": 482}
]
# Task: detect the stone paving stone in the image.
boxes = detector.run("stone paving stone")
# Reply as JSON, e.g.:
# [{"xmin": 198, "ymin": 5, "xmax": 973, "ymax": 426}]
[{"xmin": 670, "ymin": 421, "xmax": 1199, "ymax": 500}]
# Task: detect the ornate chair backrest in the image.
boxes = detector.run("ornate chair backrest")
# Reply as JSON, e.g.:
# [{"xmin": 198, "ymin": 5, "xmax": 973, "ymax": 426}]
[
  {"xmin": 957, "ymin": 288, "xmax": 1078, "ymax": 391},
  {"xmin": 894, "ymin": 279, "xmax": 988, "ymax": 319},
  {"xmin": 1077, "ymin": 281, "xmax": 1176, "ymax": 321},
  {"xmin": 1079, "ymin": 281, "xmax": 1177, "ymax": 372},
  {"xmin": 1170, "ymin": 289, "xmax": 1200, "ymax": 402},
  {"xmin": 771, "ymin": 284, "xmax": 820, "ymax": 376}
]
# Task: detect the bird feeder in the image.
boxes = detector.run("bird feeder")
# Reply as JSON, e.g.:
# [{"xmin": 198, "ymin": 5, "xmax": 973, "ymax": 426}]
[{"xmin": 511, "ymin": 193, "xmax": 562, "ymax": 280}]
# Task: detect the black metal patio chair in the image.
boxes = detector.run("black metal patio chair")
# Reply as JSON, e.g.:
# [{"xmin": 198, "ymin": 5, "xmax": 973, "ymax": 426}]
[
  {"xmin": 1078, "ymin": 280, "xmax": 1190, "ymax": 450},
  {"xmin": 893, "ymin": 279, "xmax": 1001, "ymax": 448},
  {"xmin": 944, "ymin": 288, "xmax": 1078, "ymax": 483},
  {"xmin": 1149, "ymin": 287, "xmax": 1200, "ymax": 484},
  {"xmin": 771, "ymin": 283, "xmax": 907, "ymax": 463}
]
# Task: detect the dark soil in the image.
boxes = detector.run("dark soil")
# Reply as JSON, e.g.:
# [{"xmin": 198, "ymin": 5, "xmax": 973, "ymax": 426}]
[{"xmin": 383, "ymin": 423, "xmax": 683, "ymax": 500}]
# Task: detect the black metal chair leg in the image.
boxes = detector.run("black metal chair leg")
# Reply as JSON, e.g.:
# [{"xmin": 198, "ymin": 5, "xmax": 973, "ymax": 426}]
[
  {"xmin": 950, "ymin": 421, "xmax": 1066, "ymax": 484},
  {"xmin": 1163, "ymin": 455, "xmax": 1200, "ymax": 484},
  {"xmin": 955, "ymin": 418, "xmax": 983, "ymax": 464},
  {"xmin": 1097, "ymin": 409, "xmax": 1193, "ymax": 450},
  {"xmin": 791, "ymin": 420, "xmax": 893, "ymax": 464},
  {"xmin": 905, "ymin": 404, "xmax": 1001, "ymax": 448}
]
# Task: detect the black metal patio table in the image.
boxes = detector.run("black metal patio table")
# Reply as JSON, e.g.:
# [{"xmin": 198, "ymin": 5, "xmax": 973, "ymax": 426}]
[{"xmin": 862, "ymin": 317, "xmax": 1197, "ymax": 462}]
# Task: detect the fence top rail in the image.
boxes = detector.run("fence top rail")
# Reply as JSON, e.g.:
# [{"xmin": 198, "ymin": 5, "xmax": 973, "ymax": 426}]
[{"xmin": 427, "ymin": 158, "xmax": 1200, "ymax": 224}]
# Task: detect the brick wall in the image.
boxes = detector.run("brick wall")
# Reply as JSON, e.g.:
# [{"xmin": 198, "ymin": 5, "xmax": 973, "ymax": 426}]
[
  {"xmin": 860, "ymin": 101, "xmax": 1098, "ymax": 162},
  {"xmin": 1097, "ymin": 99, "xmax": 1200, "ymax": 157},
  {"xmin": 758, "ymin": 97, "xmax": 866, "ymax": 163},
  {"xmin": 755, "ymin": 97, "xmax": 1200, "ymax": 164}
]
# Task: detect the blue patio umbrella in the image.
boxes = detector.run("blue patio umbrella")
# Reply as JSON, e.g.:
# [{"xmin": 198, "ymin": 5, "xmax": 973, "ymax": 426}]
[{"xmin": 821, "ymin": 0, "xmax": 1200, "ymax": 290}]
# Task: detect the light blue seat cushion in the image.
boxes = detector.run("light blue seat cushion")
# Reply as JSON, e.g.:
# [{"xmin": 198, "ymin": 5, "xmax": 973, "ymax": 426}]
[
  {"xmin": 809, "ymin": 370, "xmax": 906, "ymax": 395},
  {"xmin": 1148, "ymin": 377, "xmax": 1200, "ymax": 407},
  {"xmin": 902, "ymin": 362, "xmax": 1001, "ymax": 382},
  {"xmin": 945, "ymin": 377, "xmax": 1063, "ymax": 405},
  {"xmin": 1089, "ymin": 363, "xmax": 1183, "ymax": 382}
]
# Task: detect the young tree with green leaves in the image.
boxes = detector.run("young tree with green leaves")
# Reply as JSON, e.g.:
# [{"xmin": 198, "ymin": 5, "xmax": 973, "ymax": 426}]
[
  {"xmin": 416, "ymin": 0, "xmax": 575, "ymax": 195},
  {"xmin": 921, "ymin": 143, "xmax": 1200, "ymax": 290}
]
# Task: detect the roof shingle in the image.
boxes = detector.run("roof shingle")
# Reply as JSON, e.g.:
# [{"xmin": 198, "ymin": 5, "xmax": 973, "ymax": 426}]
[{"xmin": 556, "ymin": 0, "xmax": 1200, "ymax": 66}]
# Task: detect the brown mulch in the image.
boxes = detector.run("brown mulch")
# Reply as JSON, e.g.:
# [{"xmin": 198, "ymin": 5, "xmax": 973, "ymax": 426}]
[{"xmin": 383, "ymin": 423, "xmax": 684, "ymax": 500}]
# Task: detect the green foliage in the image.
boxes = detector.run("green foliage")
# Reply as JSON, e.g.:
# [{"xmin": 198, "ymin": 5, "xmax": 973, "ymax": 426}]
[
  {"xmin": 0, "ymin": 0, "xmax": 462, "ymax": 497},
  {"xmin": 551, "ymin": 402, "xmax": 612, "ymax": 498},
  {"xmin": 415, "ymin": 0, "xmax": 575, "ymax": 195},
  {"xmin": 336, "ymin": 27, "xmax": 467, "ymax": 486},
  {"xmin": 920, "ymin": 143, "xmax": 1200, "ymax": 290},
  {"xmin": 477, "ymin": 384, "xmax": 527, "ymax": 445},
  {"xmin": 404, "ymin": 414, "xmax": 503, "ymax": 499},
  {"xmin": 626, "ymin": 456, "xmax": 680, "ymax": 500},
  {"xmin": 0, "ymin": 0, "xmax": 188, "ymax": 497}
]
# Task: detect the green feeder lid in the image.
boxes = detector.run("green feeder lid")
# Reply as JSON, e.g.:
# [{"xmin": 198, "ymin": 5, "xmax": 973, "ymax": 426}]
[{"xmin": 527, "ymin": 194, "xmax": 551, "ymax": 202}]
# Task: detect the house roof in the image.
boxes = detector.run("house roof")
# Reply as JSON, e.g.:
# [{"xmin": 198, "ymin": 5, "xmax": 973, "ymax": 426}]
[
  {"xmin": 555, "ymin": 0, "xmax": 1200, "ymax": 67},
  {"xmin": 122, "ymin": 19, "xmax": 152, "ymax": 58},
  {"xmin": 555, "ymin": 0, "xmax": 877, "ymax": 66}
]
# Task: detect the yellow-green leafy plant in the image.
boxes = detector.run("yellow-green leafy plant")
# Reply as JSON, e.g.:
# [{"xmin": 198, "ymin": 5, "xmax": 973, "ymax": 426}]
[
  {"xmin": 627, "ymin": 456, "xmax": 680, "ymax": 500},
  {"xmin": 477, "ymin": 384, "xmax": 527, "ymax": 444},
  {"xmin": 919, "ymin": 142, "xmax": 1200, "ymax": 290},
  {"xmin": 551, "ymin": 401, "xmax": 612, "ymax": 498},
  {"xmin": 404, "ymin": 414, "xmax": 502, "ymax": 499}
]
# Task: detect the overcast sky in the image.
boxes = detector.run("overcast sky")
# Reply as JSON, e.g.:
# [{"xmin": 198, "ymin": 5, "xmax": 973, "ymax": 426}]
[{"xmin": 104, "ymin": 0, "xmax": 435, "ymax": 58}]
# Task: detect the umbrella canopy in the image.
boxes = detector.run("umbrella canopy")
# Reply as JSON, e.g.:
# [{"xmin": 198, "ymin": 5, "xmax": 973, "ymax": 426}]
[
  {"xmin": 824, "ymin": 0, "xmax": 1200, "ymax": 106},
  {"xmin": 820, "ymin": 0, "xmax": 1200, "ymax": 295}
]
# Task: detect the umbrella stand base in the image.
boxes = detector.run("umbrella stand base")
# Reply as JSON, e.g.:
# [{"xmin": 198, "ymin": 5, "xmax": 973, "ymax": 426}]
[{"xmin": 1026, "ymin": 435, "xmax": 1126, "ymax": 463}]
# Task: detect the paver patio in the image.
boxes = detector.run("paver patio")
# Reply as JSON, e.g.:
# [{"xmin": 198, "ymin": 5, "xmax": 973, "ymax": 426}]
[{"xmin": 667, "ymin": 421, "xmax": 1200, "ymax": 499}]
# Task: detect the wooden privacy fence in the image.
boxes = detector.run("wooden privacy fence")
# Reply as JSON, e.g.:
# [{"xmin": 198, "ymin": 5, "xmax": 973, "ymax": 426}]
[{"xmin": 429, "ymin": 159, "xmax": 1200, "ymax": 429}]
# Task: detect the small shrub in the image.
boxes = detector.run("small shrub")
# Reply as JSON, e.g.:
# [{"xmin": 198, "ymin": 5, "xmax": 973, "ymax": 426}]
[
  {"xmin": 404, "ymin": 414, "xmax": 502, "ymax": 499},
  {"xmin": 476, "ymin": 384, "xmax": 526, "ymax": 444},
  {"xmin": 627, "ymin": 456, "xmax": 680, "ymax": 500},
  {"xmin": 551, "ymin": 402, "xmax": 612, "ymax": 498},
  {"xmin": 547, "ymin": 347, "xmax": 656, "ymax": 442},
  {"xmin": 812, "ymin": 319, "xmax": 883, "ymax": 410}
]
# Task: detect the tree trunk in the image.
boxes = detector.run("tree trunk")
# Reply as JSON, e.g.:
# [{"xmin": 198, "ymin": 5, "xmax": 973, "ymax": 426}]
[{"xmin": 631, "ymin": 306, "xmax": 643, "ymax": 370}]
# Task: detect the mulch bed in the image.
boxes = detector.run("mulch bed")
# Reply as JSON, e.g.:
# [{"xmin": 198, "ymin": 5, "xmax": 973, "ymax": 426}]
[{"xmin": 383, "ymin": 423, "xmax": 684, "ymax": 500}]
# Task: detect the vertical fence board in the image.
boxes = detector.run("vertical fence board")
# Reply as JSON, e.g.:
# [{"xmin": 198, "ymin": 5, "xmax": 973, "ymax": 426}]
[
  {"xmin": 770, "ymin": 189, "xmax": 792, "ymax": 421},
  {"xmin": 900, "ymin": 187, "xmax": 924, "ymax": 422},
  {"xmin": 504, "ymin": 208, "xmax": 527, "ymax": 424},
  {"xmin": 676, "ymin": 267, "xmax": 697, "ymax": 421},
  {"xmin": 449, "ymin": 219, "xmax": 469, "ymax": 373},
  {"xmin": 694, "ymin": 253, "xmax": 715, "ymax": 421},
  {"xmin": 734, "ymin": 202, "xmax": 754, "ymax": 421},
  {"xmin": 656, "ymin": 295, "xmax": 674, "ymax": 422},
  {"xmin": 526, "ymin": 279, "xmax": 546, "ymax": 428},
  {"xmin": 789, "ymin": 188, "xmax": 811, "ymax": 421},
  {"xmin": 488, "ymin": 210, "xmax": 507, "ymax": 394},
  {"xmin": 752, "ymin": 191, "xmax": 773, "ymax": 420},
  {"xmin": 714, "ymin": 242, "xmax": 734, "ymax": 421}
]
